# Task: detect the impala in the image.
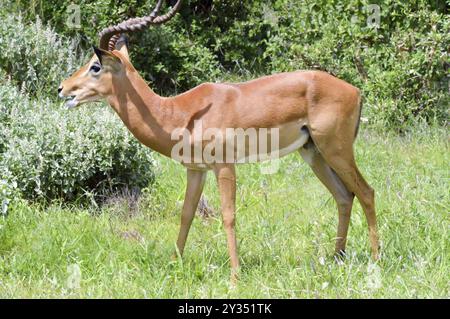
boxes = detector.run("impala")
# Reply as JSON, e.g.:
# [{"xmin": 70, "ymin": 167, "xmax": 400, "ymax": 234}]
[{"xmin": 59, "ymin": 0, "xmax": 380, "ymax": 283}]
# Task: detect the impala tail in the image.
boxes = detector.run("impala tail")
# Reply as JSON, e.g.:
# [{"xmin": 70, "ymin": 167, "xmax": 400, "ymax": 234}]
[{"xmin": 355, "ymin": 92, "xmax": 363, "ymax": 138}]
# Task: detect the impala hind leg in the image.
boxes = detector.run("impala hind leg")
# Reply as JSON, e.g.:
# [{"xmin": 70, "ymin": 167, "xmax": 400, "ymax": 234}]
[
  {"xmin": 310, "ymin": 133, "xmax": 380, "ymax": 260},
  {"xmin": 214, "ymin": 164, "xmax": 239, "ymax": 284},
  {"xmin": 175, "ymin": 169, "xmax": 207, "ymax": 257},
  {"xmin": 299, "ymin": 139, "xmax": 355, "ymax": 257}
]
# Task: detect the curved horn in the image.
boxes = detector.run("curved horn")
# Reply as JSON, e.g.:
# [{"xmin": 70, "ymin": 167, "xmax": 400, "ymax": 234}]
[{"xmin": 99, "ymin": 0, "xmax": 182, "ymax": 51}]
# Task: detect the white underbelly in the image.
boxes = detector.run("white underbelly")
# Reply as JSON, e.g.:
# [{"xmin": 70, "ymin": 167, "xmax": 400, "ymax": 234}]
[
  {"xmin": 273, "ymin": 132, "xmax": 309, "ymax": 158},
  {"xmin": 235, "ymin": 128, "xmax": 309, "ymax": 163}
]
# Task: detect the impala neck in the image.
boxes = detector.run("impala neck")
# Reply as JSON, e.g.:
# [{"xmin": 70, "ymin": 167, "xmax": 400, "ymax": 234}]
[{"xmin": 106, "ymin": 64, "xmax": 176, "ymax": 157}]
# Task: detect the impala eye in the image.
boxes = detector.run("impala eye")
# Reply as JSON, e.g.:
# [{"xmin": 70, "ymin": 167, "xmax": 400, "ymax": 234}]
[{"xmin": 90, "ymin": 64, "xmax": 101, "ymax": 73}]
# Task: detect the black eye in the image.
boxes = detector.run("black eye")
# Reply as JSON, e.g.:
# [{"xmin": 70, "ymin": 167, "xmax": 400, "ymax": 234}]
[{"xmin": 90, "ymin": 64, "xmax": 101, "ymax": 73}]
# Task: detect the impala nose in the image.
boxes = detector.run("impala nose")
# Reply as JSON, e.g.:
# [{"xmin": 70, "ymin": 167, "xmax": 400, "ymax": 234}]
[{"xmin": 58, "ymin": 86, "xmax": 63, "ymax": 96}]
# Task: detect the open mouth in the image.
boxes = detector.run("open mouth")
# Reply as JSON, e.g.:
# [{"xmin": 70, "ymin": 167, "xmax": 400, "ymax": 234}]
[{"xmin": 62, "ymin": 95, "xmax": 79, "ymax": 109}]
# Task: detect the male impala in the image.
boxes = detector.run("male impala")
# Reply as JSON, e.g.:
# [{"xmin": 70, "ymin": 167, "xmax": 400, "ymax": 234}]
[{"xmin": 59, "ymin": 0, "xmax": 379, "ymax": 282}]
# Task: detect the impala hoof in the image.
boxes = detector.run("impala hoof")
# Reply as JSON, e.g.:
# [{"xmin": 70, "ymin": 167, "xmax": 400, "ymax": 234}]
[
  {"xmin": 372, "ymin": 251, "xmax": 381, "ymax": 261},
  {"xmin": 334, "ymin": 250, "xmax": 347, "ymax": 263},
  {"xmin": 230, "ymin": 269, "xmax": 239, "ymax": 287}
]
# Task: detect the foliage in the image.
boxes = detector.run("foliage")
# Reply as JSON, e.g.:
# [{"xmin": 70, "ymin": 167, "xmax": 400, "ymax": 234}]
[
  {"xmin": 0, "ymin": 14, "xmax": 84, "ymax": 98},
  {"xmin": 0, "ymin": 81, "xmax": 155, "ymax": 203},
  {"xmin": 0, "ymin": 14, "xmax": 155, "ymax": 204},
  {"xmin": 264, "ymin": 0, "xmax": 449, "ymax": 129},
  {"xmin": 2, "ymin": 0, "xmax": 448, "ymax": 128}
]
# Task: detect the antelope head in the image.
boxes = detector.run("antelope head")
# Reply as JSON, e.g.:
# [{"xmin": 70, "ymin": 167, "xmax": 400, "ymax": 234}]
[{"xmin": 58, "ymin": 0, "xmax": 182, "ymax": 109}]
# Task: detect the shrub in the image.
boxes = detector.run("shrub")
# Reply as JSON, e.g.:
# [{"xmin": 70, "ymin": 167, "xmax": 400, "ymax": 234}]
[
  {"xmin": 264, "ymin": 0, "xmax": 449, "ymax": 129},
  {"xmin": 1, "ymin": 0, "xmax": 448, "ymax": 129},
  {"xmin": 0, "ymin": 14, "xmax": 84, "ymax": 98},
  {"xmin": 132, "ymin": 22, "xmax": 222, "ymax": 94},
  {"xmin": 0, "ymin": 14, "xmax": 155, "ymax": 204},
  {"xmin": 0, "ymin": 81, "xmax": 155, "ymax": 203}
]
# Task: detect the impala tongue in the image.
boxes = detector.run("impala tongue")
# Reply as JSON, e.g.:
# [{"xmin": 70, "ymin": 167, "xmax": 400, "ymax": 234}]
[{"xmin": 65, "ymin": 98, "xmax": 79, "ymax": 109}]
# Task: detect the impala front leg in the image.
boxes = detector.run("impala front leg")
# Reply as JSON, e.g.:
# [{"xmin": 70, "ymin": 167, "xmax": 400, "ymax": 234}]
[
  {"xmin": 214, "ymin": 164, "xmax": 239, "ymax": 284},
  {"xmin": 175, "ymin": 169, "xmax": 207, "ymax": 257}
]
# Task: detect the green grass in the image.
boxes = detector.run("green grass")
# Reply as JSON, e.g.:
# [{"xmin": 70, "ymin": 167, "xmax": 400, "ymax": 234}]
[{"xmin": 0, "ymin": 128, "xmax": 448, "ymax": 298}]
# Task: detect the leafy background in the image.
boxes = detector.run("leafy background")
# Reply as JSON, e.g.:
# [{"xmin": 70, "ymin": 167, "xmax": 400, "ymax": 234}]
[{"xmin": 2, "ymin": 0, "xmax": 448, "ymax": 125}]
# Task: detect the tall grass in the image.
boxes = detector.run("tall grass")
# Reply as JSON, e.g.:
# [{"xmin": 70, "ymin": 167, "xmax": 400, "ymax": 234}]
[{"xmin": 0, "ymin": 129, "xmax": 447, "ymax": 298}]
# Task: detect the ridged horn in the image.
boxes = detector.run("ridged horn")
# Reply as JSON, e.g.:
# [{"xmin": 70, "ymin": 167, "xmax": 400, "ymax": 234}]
[{"xmin": 99, "ymin": 0, "xmax": 182, "ymax": 51}]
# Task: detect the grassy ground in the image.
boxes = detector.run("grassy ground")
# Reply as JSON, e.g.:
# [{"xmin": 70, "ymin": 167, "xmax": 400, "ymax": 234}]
[{"xmin": 0, "ymin": 128, "xmax": 448, "ymax": 298}]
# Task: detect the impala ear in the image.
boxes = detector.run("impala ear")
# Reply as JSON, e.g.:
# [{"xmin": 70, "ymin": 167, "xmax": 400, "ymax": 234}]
[
  {"xmin": 93, "ymin": 46, "xmax": 121, "ymax": 66},
  {"xmin": 115, "ymin": 35, "xmax": 130, "ymax": 61}
]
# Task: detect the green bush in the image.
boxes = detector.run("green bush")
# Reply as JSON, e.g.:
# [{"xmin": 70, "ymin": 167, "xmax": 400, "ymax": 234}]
[
  {"xmin": 1, "ymin": 0, "xmax": 448, "ymax": 129},
  {"xmin": 0, "ymin": 14, "xmax": 155, "ymax": 204},
  {"xmin": 264, "ymin": 0, "xmax": 449, "ymax": 129},
  {"xmin": 132, "ymin": 22, "xmax": 222, "ymax": 94},
  {"xmin": 0, "ymin": 14, "xmax": 84, "ymax": 98},
  {"xmin": 0, "ymin": 81, "xmax": 155, "ymax": 203}
]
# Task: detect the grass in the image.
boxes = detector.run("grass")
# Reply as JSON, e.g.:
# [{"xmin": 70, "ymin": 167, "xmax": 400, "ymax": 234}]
[{"xmin": 0, "ymin": 128, "xmax": 448, "ymax": 298}]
